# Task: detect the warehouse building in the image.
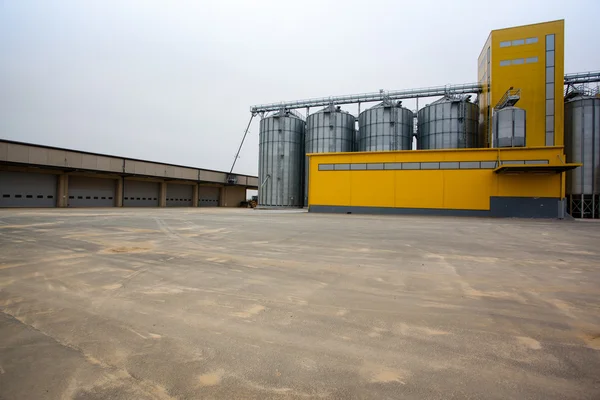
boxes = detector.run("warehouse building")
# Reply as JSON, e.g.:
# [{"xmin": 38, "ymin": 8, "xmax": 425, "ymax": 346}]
[
  {"xmin": 251, "ymin": 20, "xmax": 599, "ymax": 218},
  {"xmin": 0, "ymin": 139, "xmax": 258, "ymax": 208}
]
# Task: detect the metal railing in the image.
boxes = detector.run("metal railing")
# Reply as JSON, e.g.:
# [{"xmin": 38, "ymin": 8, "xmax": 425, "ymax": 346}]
[{"xmin": 250, "ymin": 83, "xmax": 482, "ymax": 113}]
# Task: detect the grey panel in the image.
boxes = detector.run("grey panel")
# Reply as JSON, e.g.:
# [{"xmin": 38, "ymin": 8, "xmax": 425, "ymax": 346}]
[
  {"xmin": 525, "ymin": 160, "xmax": 549, "ymax": 165},
  {"xmin": 501, "ymin": 160, "xmax": 525, "ymax": 165},
  {"xmin": 384, "ymin": 163, "xmax": 402, "ymax": 170},
  {"xmin": 350, "ymin": 164, "xmax": 366, "ymax": 170},
  {"xmin": 481, "ymin": 161, "xmax": 497, "ymax": 169},
  {"xmin": 199, "ymin": 186, "xmax": 220, "ymax": 207},
  {"xmin": 460, "ymin": 162, "xmax": 480, "ymax": 169},
  {"xmin": 366, "ymin": 163, "xmax": 384, "ymax": 170},
  {"xmin": 421, "ymin": 162, "xmax": 440, "ymax": 170},
  {"xmin": 0, "ymin": 171, "xmax": 57, "ymax": 207},
  {"xmin": 68, "ymin": 176, "xmax": 116, "ymax": 207},
  {"xmin": 166, "ymin": 183, "xmax": 193, "ymax": 207},
  {"xmin": 402, "ymin": 163, "xmax": 420, "ymax": 170},
  {"xmin": 310, "ymin": 196, "xmax": 562, "ymax": 219},
  {"xmin": 318, "ymin": 164, "xmax": 334, "ymax": 171},
  {"xmin": 489, "ymin": 197, "xmax": 561, "ymax": 218},
  {"xmin": 334, "ymin": 164, "xmax": 349, "ymax": 170},
  {"xmin": 440, "ymin": 162, "xmax": 459, "ymax": 169},
  {"xmin": 123, "ymin": 180, "xmax": 159, "ymax": 207}
]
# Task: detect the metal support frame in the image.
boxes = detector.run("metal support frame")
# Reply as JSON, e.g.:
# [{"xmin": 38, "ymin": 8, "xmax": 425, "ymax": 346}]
[
  {"xmin": 250, "ymin": 71, "xmax": 600, "ymax": 113},
  {"xmin": 227, "ymin": 113, "xmax": 255, "ymax": 177}
]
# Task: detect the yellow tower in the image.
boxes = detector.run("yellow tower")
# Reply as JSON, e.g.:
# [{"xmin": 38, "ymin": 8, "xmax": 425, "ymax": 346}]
[{"xmin": 478, "ymin": 20, "xmax": 565, "ymax": 148}]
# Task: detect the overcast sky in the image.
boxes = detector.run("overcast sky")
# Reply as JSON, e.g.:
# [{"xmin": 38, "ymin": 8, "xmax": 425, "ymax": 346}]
[{"xmin": 1, "ymin": 0, "xmax": 598, "ymax": 176}]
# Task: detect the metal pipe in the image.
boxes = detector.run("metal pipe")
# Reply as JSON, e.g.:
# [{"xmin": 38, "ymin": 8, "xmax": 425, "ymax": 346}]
[{"xmin": 228, "ymin": 113, "xmax": 255, "ymax": 175}]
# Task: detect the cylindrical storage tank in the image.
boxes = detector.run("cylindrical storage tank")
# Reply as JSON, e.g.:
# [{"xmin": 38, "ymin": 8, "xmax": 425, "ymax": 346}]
[
  {"xmin": 564, "ymin": 95, "xmax": 600, "ymax": 218},
  {"xmin": 417, "ymin": 97, "xmax": 479, "ymax": 149},
  {"xmin": 258, "ymin": 111, "xmax": 305, "ymax": 207},
  {"xmin": 304, "ymin": 105, "xmax": 355, "ymax": 205},
  {"xmin": 492, "ymin": 107, "xmax": 526, "ymax": 147},
  {"xmin": 357, "ymin": 101, "xmax": 413, "ymax": 151}
]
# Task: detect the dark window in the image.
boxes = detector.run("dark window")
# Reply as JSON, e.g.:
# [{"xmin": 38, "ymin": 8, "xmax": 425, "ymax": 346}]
[
  {"xmin": 108, "ymin": 197, "xmax": 113, "ymax": 200},
  {"xmin": 101, "ymin": 197, "xmax": 106, "ymax": 200},
  {"xmin": 86, "ymin": 196, "xmax": 91, "ymax": 199},
  {"xmin": 15, "ymin": 194, "xmax": 22, "ymax": 198},
  {"xmin": 2, "ymin": 194, "xmax": 9, "ymax": 198},
  {"xmin": 38, "ymin": 195, "xmax": 44, "ymax": 198},
  {"xmin": 26, "ymin": 195, "xmax": 33, "ymax": 198},
  {"xmin": 142, "ymin": 197, "xmax": 147, "ymax": 200},
  {"xmin": 153, "ymin": 198, "xmax": 157, "ymax": 201},
  {"xmin": 47, "ymin": 195, "xmax": 53, "ymax": 199},
  {"xmin": 136, "ymin": 197, "xmax": 141, "ymax": 200},
  {"xmin": 78, "ymin": 196, "xmax": 83, "ymax": 199},
  {"xmin": 93, "ymin": 197, "xmax": 98, "ymax": 200},
  {"xmin": 69, "ymin": 196, "xmax": 74, "ymax": 199}
]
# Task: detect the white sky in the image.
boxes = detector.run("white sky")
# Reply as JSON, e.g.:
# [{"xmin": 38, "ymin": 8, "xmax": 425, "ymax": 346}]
[{"xmin": 1, "ymin": 0, "xmax": 598, "ymax": 176}]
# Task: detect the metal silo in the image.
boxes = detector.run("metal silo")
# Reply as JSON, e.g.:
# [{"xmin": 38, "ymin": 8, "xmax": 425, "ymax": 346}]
[
  {"xmin": 304, "ymin": 105, "xmax": 355, "ymax": 205},
  {"xmin": 258, "ymin": 110, "xmax": 305, "ymax": 207},
  {"xmin": 492, "ymin": 107, "xmax": 526, "ymax": 147},
  {"xmin": 357, "ymin": 100, "xmax": 413, "ymax": 152},
  {"xmin": 564, "ymin": 95, "xmax": 600, "ymax": 218},
  {"xmin": 417, "ymin": 96, "xmax": 479, "ymax": 149}
]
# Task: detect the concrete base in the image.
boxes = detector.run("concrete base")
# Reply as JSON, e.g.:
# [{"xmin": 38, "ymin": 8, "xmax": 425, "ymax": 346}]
[{"xmin": 310, "ymin": 197, "xmax": 564, "ymax": 219}]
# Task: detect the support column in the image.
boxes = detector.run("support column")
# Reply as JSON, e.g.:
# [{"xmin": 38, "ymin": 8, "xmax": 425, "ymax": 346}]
[
  {"xmin": 192, "ymin": 183, "xmax": 199, "ymax": 207},
  {"xmin": 115, "ymin": 177, "xmax": 123, "ymax": 207},
  {"xmin": 57, "ymin": 173, "xmax": 68, "ymax": 207},
  {"xmin": 159, "ymin": 181, "xmax": 167, "ymax": 207},
  {"xmin": 219, "ymin": 186, "xmax": 226, "ymax": 207}
]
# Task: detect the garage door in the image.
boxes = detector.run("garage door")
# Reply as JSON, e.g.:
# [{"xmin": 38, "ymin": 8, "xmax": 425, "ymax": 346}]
[
  {"xmin": 199, "ymin": 186, "xmax": 220, "ymax": 207},
  {"xmin": 0, "ymin": 171, "xmax": 57, "ymax": 207},
  {"xmin": 167, "ymin": 183, "xmax": 193, "ymax": 207},
  {"xmin": 68, "ymin": 176, "xmax": 116, "ymax": 207},
  {"xmin": 123, "ymin": 180, "xmax": 159, "ymax": 207}
]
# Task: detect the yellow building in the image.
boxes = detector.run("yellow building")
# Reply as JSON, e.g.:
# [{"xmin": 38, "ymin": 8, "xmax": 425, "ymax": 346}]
[
  {"xmin": 306, "ymin": 20, "xmax": 579, "ymax": 218},
  {"xmin": 478, "ymin": 20, "xmax": 565, "ymax": 148}
]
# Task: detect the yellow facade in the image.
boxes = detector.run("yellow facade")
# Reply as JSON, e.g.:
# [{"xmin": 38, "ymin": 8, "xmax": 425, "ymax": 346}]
[
  {"xmin": 308, "ymin": 147, "xmax": 565, "ymax": 215},
  {"xmin": 478, "ymin": 20, "xmax": 564, "ymax": 148}
]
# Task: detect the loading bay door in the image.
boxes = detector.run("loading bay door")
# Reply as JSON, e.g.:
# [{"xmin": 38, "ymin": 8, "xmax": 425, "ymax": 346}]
[
  {"xmin": 68, "ymin": 176, "xmax": 116, "ymax": 207},
  {"xmin": 0, "ymin": 171, "xmax": 57, "ymax": 207},
  {"xmin": 123, "ymin": 180, "xmax": 160, "ymax": 207},
  {"xmin": 166, "ymin": 183, "xmax": 193, "ymax": 207},
  {"xmin": 199, "ymin": 186, "xmax": 220, "ymax": 207}
]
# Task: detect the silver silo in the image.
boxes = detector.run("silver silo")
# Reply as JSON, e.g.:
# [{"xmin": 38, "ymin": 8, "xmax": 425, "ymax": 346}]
[
  {"xmin": 304, "ymin": 105, "xmax": 355, "ymax": 205},
  {"xmin": 492, "ymin": 107, "xmax": 526, "ymax": 147},
  {"xmin": 417, "ymin": 96, "xmax": 479, "ymax": 149},
  {"xmin": 258, "ymin": 110, "xmax": 305, "ymax": 207},
  {"xmin": 564, "ymin": 95, "xmax": 600, "ymax": 218},
  {"xmin": 357, "ymin": 100, "xmax": 413, "ymax": 152}
]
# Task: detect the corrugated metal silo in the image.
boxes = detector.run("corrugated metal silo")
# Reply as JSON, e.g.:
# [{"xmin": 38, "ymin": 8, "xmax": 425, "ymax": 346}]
[
  {"xmin": 357, "ymin": 101, "xmax": 413, "ymax": 151},
  {"xmin": 492, "ymin": 107, "xmax": 526, "ymax": 147},
  {"xmin": 258, "ymin": 110, "xmax": 305, "ymax": 207},
  {"xmin": 417, "ymin": 97, "xmax": 479, "ymax": 149},
  {"xmin": 564, "ymin": 95, "xmax": 600, "ymax": 218},
  {"xmin": 304, "ymin": 105, "xmax": 355, "ymax": 205}
]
